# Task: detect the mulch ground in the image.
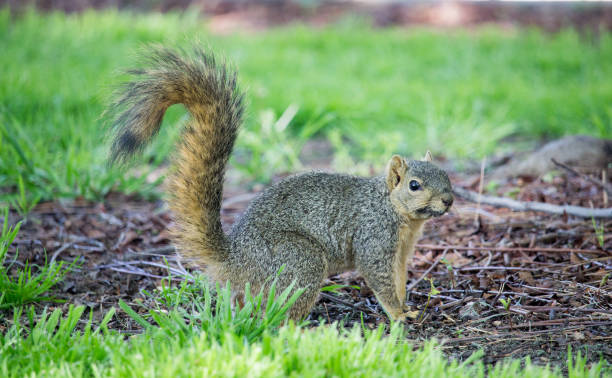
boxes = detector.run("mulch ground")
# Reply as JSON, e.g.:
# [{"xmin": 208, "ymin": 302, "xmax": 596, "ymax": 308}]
[{"xmin": 3, "ymin": 162, "xmax": 611, "ymax": 369}]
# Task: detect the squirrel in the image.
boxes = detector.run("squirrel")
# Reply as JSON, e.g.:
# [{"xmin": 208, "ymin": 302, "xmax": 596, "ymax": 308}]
[{"xmin": 107, "ymin": 46, "xmax": 454, "ymax": 321}]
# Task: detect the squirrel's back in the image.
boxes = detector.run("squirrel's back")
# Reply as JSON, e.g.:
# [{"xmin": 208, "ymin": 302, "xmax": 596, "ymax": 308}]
[
  {"xmin": 234, "ymin": 172, "xmax": 393, "ymax": 233},
  {"xmin": 228, "ymin": 171, "xmax": 399, "ymax": 276}
]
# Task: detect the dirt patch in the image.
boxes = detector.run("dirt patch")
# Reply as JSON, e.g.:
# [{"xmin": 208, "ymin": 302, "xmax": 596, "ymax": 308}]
[{"xmin": 2, "ymin": 162, "xmax": 610, "ymax": 369}]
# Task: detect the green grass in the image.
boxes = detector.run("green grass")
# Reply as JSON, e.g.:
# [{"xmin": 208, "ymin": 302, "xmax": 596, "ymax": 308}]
[
  {"xmin": 118, "ymin": 270, "xmax": 306, "ymax": 344},
  {"xmin": 1, "ymin": 8, "xmax": 611, "ymax": 204},
  {"xmin": 1, "ymin": 281, "xmax": 607, "ymax": 378},
  {"xmin": 0, "ymin": 209, "xmax": 73, "ymax": 308}
]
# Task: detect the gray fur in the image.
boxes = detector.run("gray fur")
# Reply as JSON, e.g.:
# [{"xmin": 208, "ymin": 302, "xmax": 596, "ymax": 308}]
[{"xmin": 106, "ymin": 46, "xmax": 453, "ymax": 321}]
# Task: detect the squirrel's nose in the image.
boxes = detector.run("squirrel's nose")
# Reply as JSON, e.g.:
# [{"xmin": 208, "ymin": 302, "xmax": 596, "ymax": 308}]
[{"xmin": 442, "ymin": 196, "xmax": 453, "ymax": 208}]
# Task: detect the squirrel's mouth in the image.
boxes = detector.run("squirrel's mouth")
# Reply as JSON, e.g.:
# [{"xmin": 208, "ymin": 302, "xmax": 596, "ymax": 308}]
[{"xmin": 416, "ymin": 206, "xmax": 450, "ymax": 218}]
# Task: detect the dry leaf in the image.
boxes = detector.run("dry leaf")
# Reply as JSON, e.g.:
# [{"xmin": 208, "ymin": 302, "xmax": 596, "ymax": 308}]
[
  {"xmin": 86, "ymin": 229, "xmax": 106, "ymax": 239},
  {"xmin": 518, "ymin": 271, "xmax": 535, "ymax": 285},
  {"xmin": 445, "ymin": 251, "xmax": 471, "ymax": 267},
  {"xmin": 117, "ymin": 230, "xmax": 140, "ymax": 248}
]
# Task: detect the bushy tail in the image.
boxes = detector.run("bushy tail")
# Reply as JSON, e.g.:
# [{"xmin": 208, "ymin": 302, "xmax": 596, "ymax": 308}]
[{"xmin": 107, "ymin": 46, "xmax": 245, "ymax": 266}]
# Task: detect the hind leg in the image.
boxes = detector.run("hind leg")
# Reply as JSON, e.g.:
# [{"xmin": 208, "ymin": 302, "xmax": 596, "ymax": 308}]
[{"xmin": 271, "ymin": 238, "xmax": 328, "ymax": 321}]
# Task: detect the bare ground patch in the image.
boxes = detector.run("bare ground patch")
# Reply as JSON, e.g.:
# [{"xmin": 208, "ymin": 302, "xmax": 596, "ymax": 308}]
[{"xmin": 2, "ymin": 166, "xmax": 611, "ymax": 368}]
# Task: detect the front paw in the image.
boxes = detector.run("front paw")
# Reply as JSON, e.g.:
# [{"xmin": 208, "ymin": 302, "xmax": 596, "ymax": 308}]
[
  {"xmin": 398, "ymin": 305, "xmax": 419, "ymax": 321},
  {"xmin": 385, "ymin": 307, "xmax": 405, "ymax": 322},
  {"xmin": 401, "ymin": 310, "xmax": 420, "ymax": 321},
  {"xmin": 387, "ymin": 308, "xmax": 418, "ymax": 322}
]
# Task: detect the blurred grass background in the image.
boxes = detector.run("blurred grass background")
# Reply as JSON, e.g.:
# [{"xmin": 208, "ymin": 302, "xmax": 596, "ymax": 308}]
[{"xmin": 1, "ymin": 8, "xmax": 611, "ymax": 207}]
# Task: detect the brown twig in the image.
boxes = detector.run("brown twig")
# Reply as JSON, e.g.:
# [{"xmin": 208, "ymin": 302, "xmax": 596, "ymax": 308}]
[
  {"xmin": 405, "ymin": 248, "xmax": 449, "ymax": 294},
  {"xmin": 133, "ymin": 246, "xmax": 177, "ymax": 255},
  {"xmin": 416, "ymin": 244, "xmax": 610, "ymax": 255},
  {"xmin": 496, "ymin": 317, "xmax": 611, "ymax": 330},
  {"xmin": 604, "ymin": 170, "xmax": 609, "ymax": 207},
  {"xmin": 442, "ymin": 321, "xmax": 612, "ymax": 346},
  {"xmin": 551, "ymin": 158, "xmax": 612, "ymax": 197},
  {"xmin": 458, "ymin": 266, "xmax": 557, "ymax": 273},
  {"xmin": 319, "ymin": 292, "xmax": 379, "ymax": 316},
  {"xmin": 107, "ymin": 267, "xmax": 181, "ymax": 280},
  {"xmin": 439, "ymin": 289, "xmax": 555, "ymax": 303},
  {"xmin": 93, "ymin": 260, "xmax": 191, "ymax": 279},
  {"xmin": 408, "ymin": 291, "xmax": 460, "ymax": 302},
  {"xmin": 453, "ymin": 187, "xmax": 612, "ymax": 218},
  {"xmin": 474, "ymin": 157, "xmax": 486, "ymax": 227},
  {"xmin": 50, "ymin": 242, "xmax": 75, "ymax": 263},
  {"xmin": 440, "ymin": 295, "xmax": 473, "ymax": 310},
  {"xmin": 518, "ymin": 306, "xmax": 612, "ymax": 315},
  {"xmin": 441, "ymin": 333, "xmax": 518, "ymax": 346},
  {"xmin": 521, "ymin": 321, "xmax": 612, "ymax": 335}
]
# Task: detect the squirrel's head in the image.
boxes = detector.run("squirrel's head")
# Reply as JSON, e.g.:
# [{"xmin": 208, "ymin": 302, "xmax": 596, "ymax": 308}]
[{"xmin": 385, "ymin": 152, "xmax": 453, "ymax": 221}]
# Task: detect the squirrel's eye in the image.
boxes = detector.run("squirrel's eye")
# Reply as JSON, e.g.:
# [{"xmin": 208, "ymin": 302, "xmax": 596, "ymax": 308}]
[{"xmin": 409, "ymin": 180, "xmax": 420, "ymax": 191}]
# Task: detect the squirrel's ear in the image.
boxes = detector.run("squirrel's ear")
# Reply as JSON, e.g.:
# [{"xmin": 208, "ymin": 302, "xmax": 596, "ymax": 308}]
[
  {"xmin": 422, "ymin": 150, "xmax": 433, "ymax": 163},
  {"xmin": 385, "ymin": 155, "xmax": 406, "ymax": 191}
]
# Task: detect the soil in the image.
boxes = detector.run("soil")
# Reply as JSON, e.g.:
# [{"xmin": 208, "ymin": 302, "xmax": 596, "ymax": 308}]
[{"xmin": 2, "ymin": 149, "xmax": 611, "ymax": 370}]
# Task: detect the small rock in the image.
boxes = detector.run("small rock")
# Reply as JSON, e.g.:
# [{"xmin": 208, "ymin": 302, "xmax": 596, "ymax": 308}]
[{"xmin": 492, "ymin": 135, "xmax": 612, "ymax": 180}]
